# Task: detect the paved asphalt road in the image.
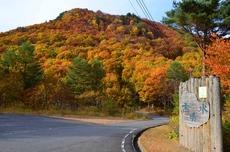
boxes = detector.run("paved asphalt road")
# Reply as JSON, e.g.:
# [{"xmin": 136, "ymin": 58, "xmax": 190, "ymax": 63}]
[{"xmin": 0, "ymin": 114, "xmax": 168, "ymax": 152}]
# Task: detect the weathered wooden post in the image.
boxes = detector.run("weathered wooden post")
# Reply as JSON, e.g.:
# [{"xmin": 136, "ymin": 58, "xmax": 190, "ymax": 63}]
[{"xmin": 179, "ymin": 76, "xmax": 223, "ymax": 152}]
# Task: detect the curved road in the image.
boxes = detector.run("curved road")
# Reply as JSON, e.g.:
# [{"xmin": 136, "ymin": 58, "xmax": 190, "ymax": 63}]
[{"xmin": 0, "ymin": 114, "xmax": 168, "ymax": 152}]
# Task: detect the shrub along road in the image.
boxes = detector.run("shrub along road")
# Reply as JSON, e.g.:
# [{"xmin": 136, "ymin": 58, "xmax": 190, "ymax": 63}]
[{"xmin": 0, "ymin": 114, "xmax": 168, "ymax": 152}]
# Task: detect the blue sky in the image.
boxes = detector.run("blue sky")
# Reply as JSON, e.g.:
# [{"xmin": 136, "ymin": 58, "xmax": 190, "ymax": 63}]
[{"xmin": 0, "ymin": 0, "xmax": 174, "ymax": 32}]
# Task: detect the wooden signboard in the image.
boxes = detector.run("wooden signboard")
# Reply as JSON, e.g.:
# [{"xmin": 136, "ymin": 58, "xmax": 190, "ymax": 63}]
[
  {"xmin": 181, "ymin": 91, "xmax": 209, "ymax": 127},
  {"xmin": 179, "ymin": 76, "xmax": 223, "ymax": 152}
]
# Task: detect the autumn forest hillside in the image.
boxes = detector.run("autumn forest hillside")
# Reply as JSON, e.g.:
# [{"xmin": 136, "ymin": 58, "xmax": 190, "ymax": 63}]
[{"xmin": 0, "ymin": 8, "xmax": 213, "ymax": 114}]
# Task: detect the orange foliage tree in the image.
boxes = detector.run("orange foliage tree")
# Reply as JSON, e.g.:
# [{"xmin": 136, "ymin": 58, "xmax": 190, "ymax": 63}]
[{"xmin": 206, "ymin": 38, "xmax": 230, "ymax": 94}]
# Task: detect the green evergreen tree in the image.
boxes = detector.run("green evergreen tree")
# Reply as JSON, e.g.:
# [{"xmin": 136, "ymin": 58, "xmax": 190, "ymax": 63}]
[
  {"xmin": 18, "ymin": 42, "xmax": 34, "ymax": 64},
  {"xmin": 64, "ymin": 57, "xmax": 104, "ymax": 95},
  {"xmin": 90, "ymin": 59, "xmax": 105, "ymax": 91},
  {"xmin": 17, "ymin": 42, "xmax": 43, "ymax": 89},
  {"xmin": 163, "ymin": 0, "xmax": 229, "ymax": 46},
  {"xmin": 0, "ymin": 50, "xmax": 17, "ymax": 75},
  {"xmin": 64, "ymin": 57, "xmax": 92, "ymax": 95},
  {"xmin": 167, "ymin": 61, "xmax": 188, "ymax": 82},
  {"xmin": 23, "ymin": 62, "xmax": 43, "ymax": 89}
]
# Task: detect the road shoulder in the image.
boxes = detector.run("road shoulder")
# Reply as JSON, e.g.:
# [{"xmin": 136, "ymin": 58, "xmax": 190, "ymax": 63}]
[{"xmin": 138, "ymin": 125, "xmax": 190, "ymax": 152}]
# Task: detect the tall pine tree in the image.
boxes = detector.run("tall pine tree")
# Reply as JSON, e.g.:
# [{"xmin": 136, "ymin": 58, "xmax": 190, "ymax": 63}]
[
  {"xmin": 18, "ymin": 42, "xmax": 43, "ymax": 89},
  {"xmin": 163, "ymin": 0, "xmax": 230, "ymax": 75},
  {"xmin": 64, "ymin": 57, "xmax": 104, "ymax": 95}
]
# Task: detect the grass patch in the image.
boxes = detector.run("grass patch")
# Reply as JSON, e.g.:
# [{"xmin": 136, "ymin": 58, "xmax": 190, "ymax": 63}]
[
  {"xmin": 167, "ymin": 115, "xmax": 179, "ymax": 140},
  {"xmin": 0, "ymin": 104, "xmax": 146, "ymax": 120},
  {"xmin": 223, "ymin": 121, "xmax": 230, "ymax": 152},
  {"xmin": 223, "ymin": 95, "xmax": 230, "ymax": 152},
  {"xmin": 138, "ymin": 125, "xmax": 189, "ymax": 152}
]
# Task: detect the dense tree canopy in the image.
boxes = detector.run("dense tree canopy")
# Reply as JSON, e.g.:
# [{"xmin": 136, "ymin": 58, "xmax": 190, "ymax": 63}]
[
  {"xmin": 163, "ymin": 0, "xmax": 230, "ymax": 46},
  {"xmin": 0, "ymin": 8, "xmax": 210, "ymax": 111}
]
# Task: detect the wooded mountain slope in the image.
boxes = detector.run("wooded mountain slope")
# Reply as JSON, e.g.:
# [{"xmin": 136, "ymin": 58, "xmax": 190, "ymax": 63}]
[{"xmin": 0, "ymin": 8, "xmax": 202, "ymax": 111}]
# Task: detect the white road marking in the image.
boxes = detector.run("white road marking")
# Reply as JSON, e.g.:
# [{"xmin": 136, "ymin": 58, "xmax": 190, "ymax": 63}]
[{"xmin": 121, "ymin": 128, "xmax": 137, "ymax": 152}]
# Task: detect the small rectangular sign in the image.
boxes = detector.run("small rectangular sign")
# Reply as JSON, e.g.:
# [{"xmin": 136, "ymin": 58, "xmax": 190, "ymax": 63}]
[{"xmin": 199, "ymin": 86, "xmax": 207, "ymax": 99}]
